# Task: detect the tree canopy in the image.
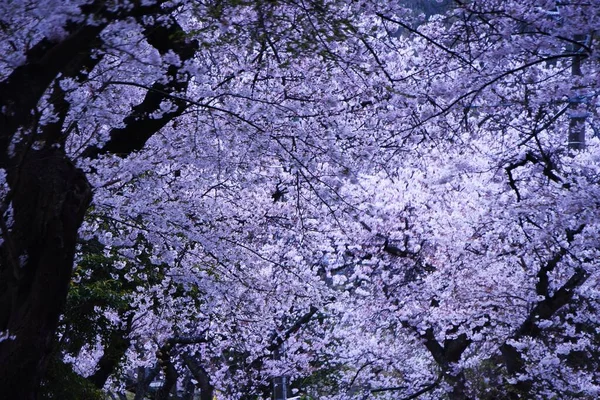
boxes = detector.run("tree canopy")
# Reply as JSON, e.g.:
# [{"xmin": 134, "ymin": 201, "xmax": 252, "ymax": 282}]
[{"xmin": 0, "ymin": 0, "xmax": 599, "ymax": 399}]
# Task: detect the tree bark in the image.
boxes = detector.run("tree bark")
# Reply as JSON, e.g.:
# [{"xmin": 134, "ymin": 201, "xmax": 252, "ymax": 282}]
[
  {"xmin": 183, "ymin": 353, "xmax": 214, "ymax": 400},
  {"xmin": 88, "ymin": 315, "xmax": 133, "ymax": 389},
  {"xmin": 0, "ymin": 147, "xmax": 92, "ymax": 400},
  {"xmin": 133, "ymin": 365, "xmax": 160, "ymax": 400}
]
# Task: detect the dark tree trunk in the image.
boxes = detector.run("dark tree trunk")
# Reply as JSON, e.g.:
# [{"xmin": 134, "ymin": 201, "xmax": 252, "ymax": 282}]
[
  {"xmin": 0, "ymin": 147, "xmax": 92, "ymax": 400},
  {"xmin": 88, "ymin": 316, "xmax": 133, "ymax": 389},
  {"xmin": 155, "ymin": 342, "xmax": 179, "ymax": 400},
  {"xmin": 181, "ymin": 374, "xmax": 196, "ymax": 400},
  {"xmin": 133, "ymin": 365, "xmax": 161, "ymax": 400},
  {"xmin": 417, "ymin": 327, "xmax": 472, "ymax": 399},
  {"xmin": 183, "ymin": 354, "xmax": 214, "ymax": 400}
]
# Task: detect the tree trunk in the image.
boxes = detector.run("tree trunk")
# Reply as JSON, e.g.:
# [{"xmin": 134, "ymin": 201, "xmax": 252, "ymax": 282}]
[
  {"xmin": 133, "ymin": 365, "xmax": 161, "ymax": 400},
  {"xmin": 0, "ymin": 147, "xmax": 92, "ymax": 400},
  {"xmin": 89, "ymin": 315, "xmax": 133, "ymax": 389},
  {"xmin": 183, "ymin": 354, "xmax": 214, "ymax": 400}
]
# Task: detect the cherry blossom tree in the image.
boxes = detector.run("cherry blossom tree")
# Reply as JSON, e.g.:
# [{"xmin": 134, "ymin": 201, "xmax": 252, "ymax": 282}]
[
  {"xmin": 313, "ymin": 1, "xmax": 600, "ymax": 398},
  {"xmin": 0, "ymin": 0, "xmax": 410, "ymax": 397},
  {"xmin": 1, "ymin": 0, "xmax": 599, "ymax": 399}
]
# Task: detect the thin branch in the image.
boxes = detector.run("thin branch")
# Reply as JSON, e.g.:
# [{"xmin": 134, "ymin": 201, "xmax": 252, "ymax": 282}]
[
  {"xmin": 376, "ymin": 13, "xmax": 474, "ymax": 67},
  {"xmin": 101, "ymin": 80, "xmax": 266, "ymax": 133}
]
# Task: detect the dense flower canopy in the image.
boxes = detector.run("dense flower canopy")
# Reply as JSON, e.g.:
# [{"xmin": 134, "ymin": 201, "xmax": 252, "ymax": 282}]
[{"xmin": 0, "ymin": 0, "xmax": 599, "ymax": 399}]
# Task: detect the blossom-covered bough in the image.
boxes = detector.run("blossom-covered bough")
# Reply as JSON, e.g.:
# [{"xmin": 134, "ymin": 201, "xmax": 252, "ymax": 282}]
[{"xmin": 0, "ymin": 0, "xmax": 598, "ymax": 399}]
